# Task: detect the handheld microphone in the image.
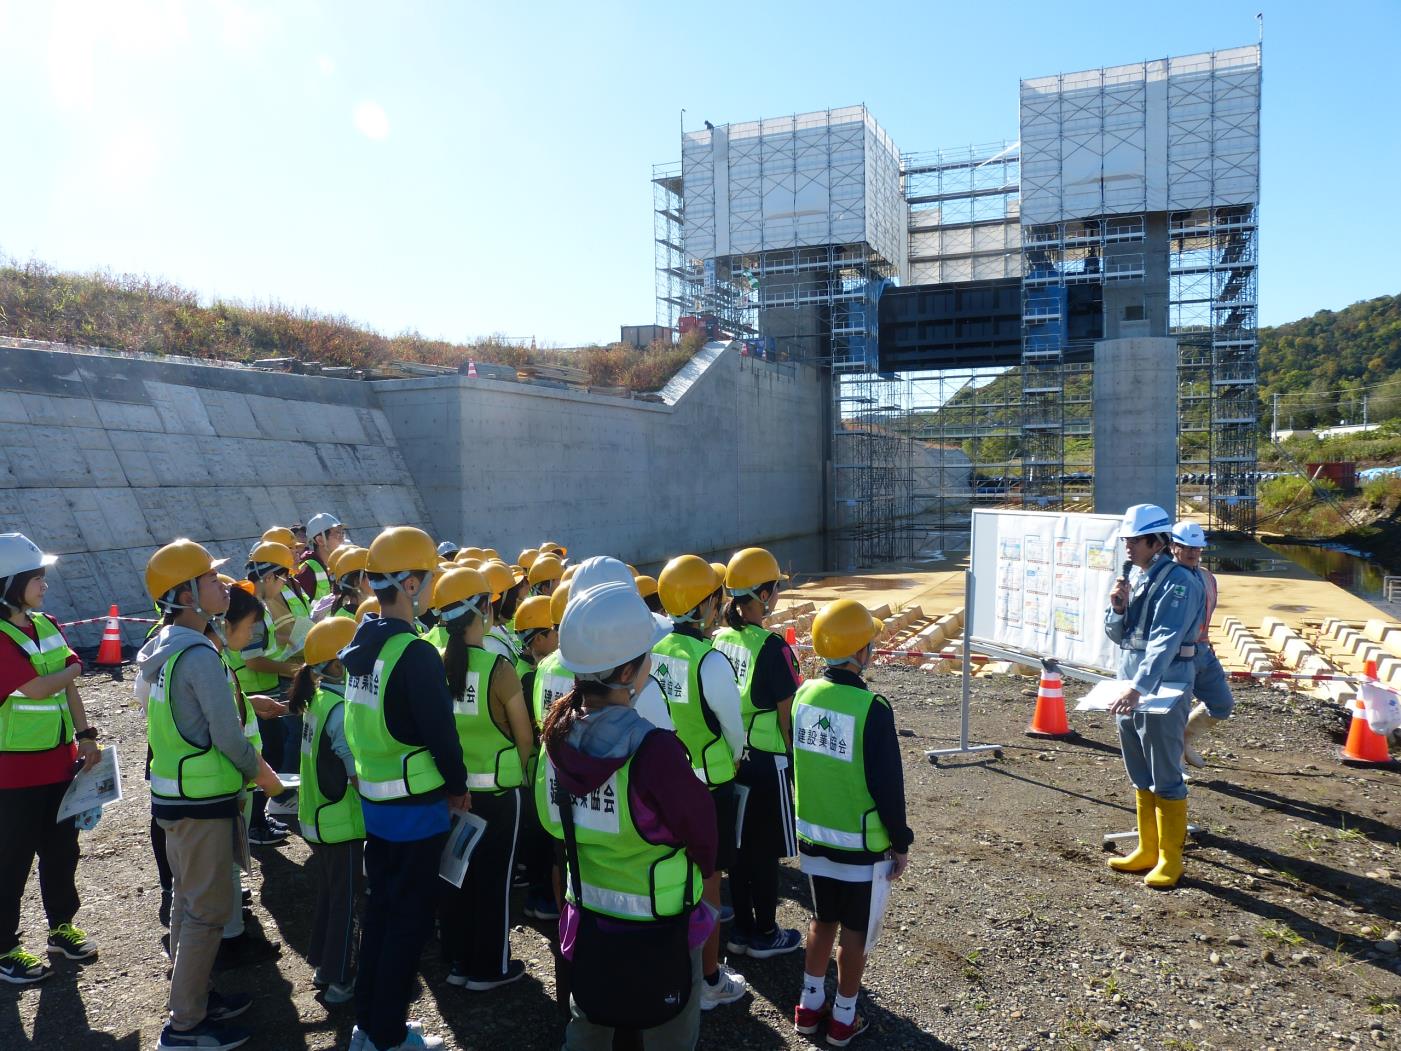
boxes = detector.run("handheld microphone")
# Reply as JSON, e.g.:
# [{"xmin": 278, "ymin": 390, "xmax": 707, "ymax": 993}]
[{"xmin": 1119, "ymin": 559, "xmax": 1133, "ymax": 582}]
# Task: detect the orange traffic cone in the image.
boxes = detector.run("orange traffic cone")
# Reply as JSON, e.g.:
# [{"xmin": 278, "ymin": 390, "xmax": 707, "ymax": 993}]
[
  {"xmin": 1343, "ymin": 660, "xmax": 1394, "ymax": 766},
  {"xmin": 95, "ymin": 605, "xmax": 123, "ymax": 667},
  {"xmin": 1027, "ymin": 664, "xmax": 1072, "ymax": 738},
  {"xmin": 784, "ymin": 624, "xmax": 797, "ymax": 646}
]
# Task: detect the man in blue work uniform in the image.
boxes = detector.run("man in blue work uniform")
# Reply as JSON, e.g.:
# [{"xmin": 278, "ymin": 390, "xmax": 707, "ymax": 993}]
[
  {"xmin": 1103, "ymin": 504, "xmax": 1206, "ymax": 890},
  {"xmin": 1169, "ymin": 521, "xmax": 1235, "ymax": 772}
]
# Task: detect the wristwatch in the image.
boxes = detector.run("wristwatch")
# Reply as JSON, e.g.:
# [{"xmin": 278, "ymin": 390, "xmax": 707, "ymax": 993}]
[{"xmin": 75, "ymin": 727, "xmax": 98, "ymax": 742}]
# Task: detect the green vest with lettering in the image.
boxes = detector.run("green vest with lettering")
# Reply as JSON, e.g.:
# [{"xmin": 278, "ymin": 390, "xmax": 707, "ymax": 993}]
[
  {"xmin": 147, "ymin": 644, "xmax": 244, "ymax": 801},
  {"xmin": 220, "ymin": 651, "xmax": 262, "ymax": 787},
  {"xmin": 791, "ymin": 678, "xmax": 890, "ymax": 854},
  {"xmin": 266, "ymin": 586, "xmax": 312, "ymax": 662},
  {"xmin": 530, "ymin": 650, "xmax": 574, "ymax": 728},
  {"xmin": 0, "ymin": 614, "xmax": 75, "ymax": 752},
  {"xmin": 534, "ymin": 740, "xmax": 701, "ymax": 921},
  {"xmin": 344, "ymin": 632, "xmax": 446, "ymax": 802},
  {"xmin": 713, "ymin": 623, "xmax": 787, "ymax": 755},
  {"xmin": 299, "ymin": 682, "xmax": 365, "ymax": 844},
  {"xmin": 453, "ymin": 647, "xmax": 523, "ymax": 792},
  {"xmin": 651, "ymin": 631, "xmax": 736, "ymax": 786}
]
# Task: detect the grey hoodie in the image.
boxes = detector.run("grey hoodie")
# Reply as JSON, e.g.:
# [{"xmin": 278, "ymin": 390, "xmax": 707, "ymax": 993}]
[{"xmin": 138, "ymin": 624, "xmax": 259, "ymax": 815}]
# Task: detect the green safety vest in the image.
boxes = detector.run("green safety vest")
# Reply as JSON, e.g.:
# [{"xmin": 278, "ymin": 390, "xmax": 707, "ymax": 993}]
[
  {"xmin": 220, "ymin": 651, "xmax": 262, "ymax": 786},
  {"xmin": 453, "ymin": 647, "xmax": 524, "ymax": 792},
  {"xmin": 224, "ymin": 617, "xmax": 280, "ymax": 696},
  {"xmin": 485, "ymin": 624, "xmax": 521, "ymax": 663},
  {"xmin": 0, "ymin": 614, "xmax": 75, "ymax": 753},
  {"xmin": 423, "ymin": 623, "xmax": 447, "ymax": 653},
  {"xmin": 535, "ymin": 740, "xmax": 701, "ymax": 921},
  {"xmin": 651, "ymin": 632, "xmax": 736, "ymax": 786},
  {"xmin": 713, "ymin": 623, "xmax": 788, "ymax": 755},
  {"xmin": 299, "ymin": 682, "xmax": 365, "ymax": 844},
  {"xmin": 265, "ymin": 586, "xmax": 312, "ymax": 663},
  {"xmin": 147, "ymin": 644, "xmax": 245, "ymax": 801},
  {"xmin": 530, "ymin": 650, "xmax": 574, "ymax": 728},
  {"xmin": 301, "ymin": 557, "xmax": 332, "ymax": 603},
  {"xmin": 791, "ymin": 678, "xmax": 890, "ymax": 854},
  {"xmin": 344, "ymin": 632, "xmax": 447, "ymax": 802}
]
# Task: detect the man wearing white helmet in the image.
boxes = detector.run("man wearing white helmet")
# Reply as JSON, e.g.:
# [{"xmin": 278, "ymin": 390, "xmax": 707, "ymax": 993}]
[
  {"xmin": 1103, "ymin": 504, "xmax": 1206, "ymax": 891},
  {"xmin": 1169, "ymin": 522, "xmax": 1234, "ymax": 770},
  {"xmin": 295, "ymin": 513, "xmax": 345, "ymax": 603}
]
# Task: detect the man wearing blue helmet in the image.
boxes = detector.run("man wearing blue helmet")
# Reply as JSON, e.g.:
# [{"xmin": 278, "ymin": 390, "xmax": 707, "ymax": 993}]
[
  {"xmin": 1170, "ymin": 521, "xmax": 1234, "ymax": 773},
  {"xmin": 1103, "ymin": 504, "xmax": 1205, "ymax": 890}
]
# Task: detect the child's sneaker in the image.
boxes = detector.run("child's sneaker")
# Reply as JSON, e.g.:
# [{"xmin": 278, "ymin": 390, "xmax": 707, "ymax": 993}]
[
  {"xmin": 324, "ymin": 980, "xmax": 355, "ymax": 1004},
  {"xmin": 699, "ymin": 963, "xmax": 748, "ymax": 1010},
  {"xmin": 826, "ymin": 1011, "xmax": 870, "ymax": 1047},
  {"xmin": 0, "ymin": 947, "xmax": 50, "ymax": 985},
  {"xmin": 794, "ymin": 1001, "xmax": 829, "ymax": 1035},
  {"xmin": 746, "ymin": 926, "xmax": 802, "ymax": 959},
  {"xmin": 725, "ymin": 930, "xmax": 750, "ymax": 956},
  {"xmin": 47, "ymin": 923, "xmax": 98, "ymax": 960},
  {"xmin": 156, "ymin": 1019, "xmax": 252, "ymax": 1050}
]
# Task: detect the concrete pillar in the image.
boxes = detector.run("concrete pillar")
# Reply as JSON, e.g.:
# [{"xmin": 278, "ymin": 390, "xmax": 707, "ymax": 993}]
[{"xmin": 1093, "ymin": 337, "xmax": 1178, "ymax": 516}]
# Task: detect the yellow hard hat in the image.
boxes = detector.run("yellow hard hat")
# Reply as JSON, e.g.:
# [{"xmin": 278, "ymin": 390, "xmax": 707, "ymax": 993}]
[
  {"xmin": 560, "ymin": 564, "xmax": 579, "ymax": 583},
  {"xmin": 262, "ymin": 527, "xmax": 296, "ymax": 548},
  {"xmin": 812, "ymin": 599, "xmax": 883, "ymax": 661},
  {"xmin": 480, "ymin": 560, "xmax": 515, "ymax": 601},
  {"xmin": 515, "ymin": 595, "xmax": 553, "ymax": 633},
  {"xmin": 528, "ymin": 554, "xmax": 565, "ymax": 586},
  {"xmin": 147, "ymin": 539, "xmax": 228, "ymax": 604},
  {"xmin": 217, "ymin": 573, "xmax": 237, "ymax": 587},
  {"xmin": 367, "ymin": 526, "xmax": 438, "ymax": 576},
  {"xmin": 481, "ymin": 548, "xmax": 501, "ymax": 562},
  {"xmin": 430, "ymin": 567, "xmax": 491, "ymax": 618},
  {"xmin": 540, "ymin": 541, "xmax": 568, "ymax": 557},
  {"xmin": 725, "ymin": 547, "xmax": 788, "ymax": 594},
  {"xmin": 658, "ymin": 555, "xmax": 720, "ymax": 618},
  {"xmin": 626, "ymin": 564, "xmax": 640, "ymax": 577},
  {"xmin": 709, "ymin": 562, "xmax": 727, "ymax": 586},
  {"xmin": 332, "ymin": 545, "xmax": 369, "ymax": 578},
  {"xmin": 355, "ymin": 597, "xmax": 380, "ymax": 623},
  {"xmin": 303, "ymin": 616, "xmax": 357, "ymax": 666},
  {"xmin": 247, "ymin": 541, "xmax": 295, "ymax": 574},
  {"xmin": 549, "ymin": 581, "xmax": 571, "ymax": 625},
  {"xmin": 459, "ymin": 546, "xmax": 485, "ymax": 562},
  {"xmin": 634, "ymin": 574, "xmax": 658, "ymax": 599},
  {"xmin": 455, "ymin": 555, "xmax": 482, "ymax": 569},
  {"xmin": 518, "ymin": 549, "xmax": 540, "ymax": 570}
]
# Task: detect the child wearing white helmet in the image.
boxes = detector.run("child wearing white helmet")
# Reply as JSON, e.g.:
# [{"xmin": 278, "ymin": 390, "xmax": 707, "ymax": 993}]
[
  {"xmin": 0, "ymin": 533, "xmax": 100, "ymax": 984},
  {"xmin": 1169, "ymin": 521, "xmax": 1235, "ymax": 770},
  {"xmin": 537, "ymin": 580, "xmax": 716, "ymax": 1048},
  {"xmin": 1103, "ymin": 504, "xmax": 1206, "ymax": 891}
]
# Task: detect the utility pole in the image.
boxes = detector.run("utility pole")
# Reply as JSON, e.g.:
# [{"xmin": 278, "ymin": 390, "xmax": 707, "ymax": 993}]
[
  {"xmin": 1272, "ymin": 392, "xmax": 1279, "ymax": 438},
  {"xmin": 1364, "ymin": 395, "xmax": 1369, "ymax": 428}
]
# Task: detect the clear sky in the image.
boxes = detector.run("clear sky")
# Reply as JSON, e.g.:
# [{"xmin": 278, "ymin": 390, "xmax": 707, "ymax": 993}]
[{"xmin": 1, "ymin": 1, "xmax": 1397, "ymax": 347}]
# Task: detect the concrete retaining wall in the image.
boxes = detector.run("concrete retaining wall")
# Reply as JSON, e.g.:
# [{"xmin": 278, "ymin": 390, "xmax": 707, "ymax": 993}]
[
  {"xmin": 376, "ymin": 342, "xmax": 828, "ymax": 567},
  {"xmin": 0, "ymin": 345, "xmax": 430, "ymax": 642}
]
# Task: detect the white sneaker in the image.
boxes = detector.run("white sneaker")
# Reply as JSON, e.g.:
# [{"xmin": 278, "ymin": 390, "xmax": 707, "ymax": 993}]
[
  {"xmin": 700, "ymin": 963, "xmax": 749, "ymax": 1010},
  {"xmin": 266, "ymin": 793, "xmax": 299, "ymax": 818}
]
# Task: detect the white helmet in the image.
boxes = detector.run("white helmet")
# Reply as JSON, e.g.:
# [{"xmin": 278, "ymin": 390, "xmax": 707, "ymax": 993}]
[
  {"xmin": 0, "ymin": 533, "xmax": 58, "ymax": 588},
  {"xmin": 558, "ymin": 581, "xmax": 671, "ymax": 677},
  {"xmin": 1171, "ymin": 521, "xmax": 1208, "ymax": 548},
  {"xmin": 436, "ymin": 540, "xmax": 460, "ymax": 558},
  {"xmin": 1119, "ymin": 503, "xmax": 1173, "ymax": 539},
  {"xmin": 567, "ymin": 556, "xmax": 636, "ymax": 609},
  {"xmin": 305, "ymin": 513, "xmax": 342, "ymax": 542}
]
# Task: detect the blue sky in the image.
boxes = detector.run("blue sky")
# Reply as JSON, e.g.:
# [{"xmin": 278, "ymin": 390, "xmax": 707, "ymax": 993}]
[{"xmin": 1, "ymin": 1, "xmax": 1397, "ymax": 346}]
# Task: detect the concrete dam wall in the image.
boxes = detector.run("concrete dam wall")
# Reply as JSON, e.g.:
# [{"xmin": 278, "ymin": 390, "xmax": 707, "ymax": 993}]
[{"xmin": 0, "ymin": 341, "xmax": 827, "ymax": 641}]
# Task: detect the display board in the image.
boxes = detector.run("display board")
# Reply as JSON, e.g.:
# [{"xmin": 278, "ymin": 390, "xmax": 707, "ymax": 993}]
[{"xmin": 969, "ymin": 509, "xmax": 1124, "ymax": 674}]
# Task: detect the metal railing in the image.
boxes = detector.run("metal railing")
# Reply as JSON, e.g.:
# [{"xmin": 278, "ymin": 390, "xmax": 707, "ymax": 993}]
[{"xmin": 1384, "ymin": 576, "xmax": 1401, "ymax": 604}]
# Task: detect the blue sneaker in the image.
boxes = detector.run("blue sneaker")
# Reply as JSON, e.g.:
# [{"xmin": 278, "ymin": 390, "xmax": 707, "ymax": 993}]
[
  {"xmin": 745, "ymin": 926, "xmax": 803, "ymax": 959},
  {"xmin": 205, "ymin": 989, "xmax": 252, "ymax": 1021},
  {"xmin": 157, "ymin": 1019, "xmax": 251, "ymax": 1050},
  {"xmin": 726, "ymin": 930, "xmax": 751, "ymax": 956},
  {"xmin": 717, "ymin": 903, "xmax": 735, "ymax": 924},
  {"xmin": 523, "ymin": 893, "xmax": 559, "ymax": 921}
]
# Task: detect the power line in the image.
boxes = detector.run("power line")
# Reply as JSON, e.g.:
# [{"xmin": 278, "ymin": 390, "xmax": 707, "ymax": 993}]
[{"xmin": 1269, "ymin": 374, "xmax": 1401, "ymax": 402}]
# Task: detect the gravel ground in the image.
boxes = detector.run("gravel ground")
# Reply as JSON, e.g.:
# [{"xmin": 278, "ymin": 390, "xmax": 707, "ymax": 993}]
[{"xmin": 3, "ymin": 666, "xmax": 1400, "ymax": 1051}]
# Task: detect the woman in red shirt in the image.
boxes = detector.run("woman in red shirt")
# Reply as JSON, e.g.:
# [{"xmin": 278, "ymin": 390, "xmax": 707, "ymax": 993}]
[{"xmin": 0, "ymin": 533, "xmax": 101, "ymax": 985}]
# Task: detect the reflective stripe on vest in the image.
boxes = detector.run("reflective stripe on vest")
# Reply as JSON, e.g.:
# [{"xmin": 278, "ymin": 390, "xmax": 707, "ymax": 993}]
[
  {"xmin": 713, "ymin": 624, "xmax": 786, "ymax": 755},
  {"xmin": 484, "ymin": 625, "xmax": 521, "ymax": 663},
  {"xmin": 147, "ymin": 643, "xmax": 244, "ymax": 801},
  {"xmin": 299, "ymin": 682, "xmax": 365, "ymax": 844},
  {"xmin": 264, "ymin": 587, "xmax": 313, "ymax": 662},
  {"xmin": 302, "ymin": 558, "xmax": 332, "ymax": 603},
  {"xmin": 345, "ymin": 631, "xmax": 446, "ymax": 802},
  {"xmin": 534, "ymin": 744, "xmax": 701, "ymax": 920},
  {"xmin": 454, "ymin": 647, "xmax": 523, "ymax": 792},
  {"xmin": 791, "ymin": 678, "xmax": 890, "ymax": 854},
  {"xmin": 530, "ymin": 651, "xmax": 574, "ymax": 728},
  {"xmin": 651, "ymin": 632, "xmax": 736, "ymax": 786},
  {"xmin": 0, "ymin": 614, "xmax": 75, "ymax": 753}
]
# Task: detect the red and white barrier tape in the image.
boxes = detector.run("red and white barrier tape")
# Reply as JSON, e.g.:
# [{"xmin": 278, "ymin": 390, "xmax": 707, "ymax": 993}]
[
  {"xmin": 791, "ymin": 641, "xmax": 991, "ymax": 664},
  {"xmin": 59, "ymin": 615, "xmax": 160, "ymax": 628},
  {"xmin": 1225, "ymin": 669, "xmax": 1371, "ymax": 684}
]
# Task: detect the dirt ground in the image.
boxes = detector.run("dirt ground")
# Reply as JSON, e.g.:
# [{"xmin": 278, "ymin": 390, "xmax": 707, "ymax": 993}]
[{"xmin": 3, "ymin": 665, "xmax": 1400, "ymax": 1051}]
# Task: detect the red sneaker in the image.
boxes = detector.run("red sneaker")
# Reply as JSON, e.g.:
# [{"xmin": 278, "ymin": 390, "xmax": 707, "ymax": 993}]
[
  {"xmin": 794, "ymin": 1001, "xmax": 829, "ymax": 1035},
  {"xmin": 826, "ymin": 1012, "xmax": 869, "ymax": 1047}
]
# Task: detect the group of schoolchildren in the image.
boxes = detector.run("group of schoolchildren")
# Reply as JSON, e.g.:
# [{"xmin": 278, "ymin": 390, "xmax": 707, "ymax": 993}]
[{"xmin": 0, "ymin": 519, "xmax": 913, "ymax": 1051}]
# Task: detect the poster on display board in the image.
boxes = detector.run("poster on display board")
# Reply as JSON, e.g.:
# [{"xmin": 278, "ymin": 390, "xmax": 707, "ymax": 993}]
[{"xmin": 969, "ymin": 509, "xmax": 1124, "ymax": 675}]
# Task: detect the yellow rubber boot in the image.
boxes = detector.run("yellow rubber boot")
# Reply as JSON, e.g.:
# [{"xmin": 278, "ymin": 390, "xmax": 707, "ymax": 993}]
[
  {"xmin": 1145, "ymin": 796, "xmax": 1188, "ymax": 889},
  {"xmin": 1107, "ymin": 790, "xmax": 1159, "ymax": 873}
]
